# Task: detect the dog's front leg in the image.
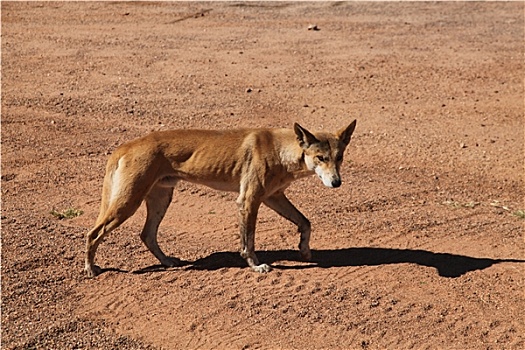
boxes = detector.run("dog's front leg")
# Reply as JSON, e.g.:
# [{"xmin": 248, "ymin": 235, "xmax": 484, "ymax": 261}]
[
  {"xmin": 263, "ymin": 192, "xmax": 312, "ymax": 261},
  {"xmin": 237, "ymin": 192, "xmax": 271, "ymax": 273}
]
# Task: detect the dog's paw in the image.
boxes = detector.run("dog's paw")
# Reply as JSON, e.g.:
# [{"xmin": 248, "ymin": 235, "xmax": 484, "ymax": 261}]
[
  {"xmin": 252, "ymin": 263, "xmax": 272, "ymax": 273},
  {"xmin": 85, "ymin": 265, "xmax": 102, "ymax": 278},
  {"xmin": 300, "ymin": 249, "xmax": 312, "ymax": 261},
  {"xmin": 161, "ymin": 257, "xmax": 184, "ymax": 268}
]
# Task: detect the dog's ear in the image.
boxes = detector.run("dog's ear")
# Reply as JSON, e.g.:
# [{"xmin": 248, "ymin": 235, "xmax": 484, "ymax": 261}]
[
  {"xmin": 294, "ymin": 123, "xmax": 319, "ymax": 149},
  {"xmin": 337, "ymin": 119, "xmax": 357, "ymax": 147}
]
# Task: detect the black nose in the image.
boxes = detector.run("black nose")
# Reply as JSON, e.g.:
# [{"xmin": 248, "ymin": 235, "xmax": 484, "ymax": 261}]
[{"xmin": 332, "ymin": 179, "xmax": 341, "ymax": 188}]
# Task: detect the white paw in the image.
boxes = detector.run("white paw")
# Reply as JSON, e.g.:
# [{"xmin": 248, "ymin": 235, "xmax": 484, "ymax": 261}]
[
  {"xmin": 252, "ymin": 263, "xmax": 272, "ymax": 273},
  {"xmin": 85, "ymin": 265, "xmax": 102, "ymax": 278}
]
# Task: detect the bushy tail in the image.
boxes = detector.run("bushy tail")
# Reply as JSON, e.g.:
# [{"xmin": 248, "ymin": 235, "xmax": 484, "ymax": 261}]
[{"xmin": 96, "ymin": 154, "xmax": 121, "ymax": 222}]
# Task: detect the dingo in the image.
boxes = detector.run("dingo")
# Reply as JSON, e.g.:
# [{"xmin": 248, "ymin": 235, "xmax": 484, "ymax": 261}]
[{"xmin": 85, "ymin": 120, "xmax": 356, "ymax": 277}]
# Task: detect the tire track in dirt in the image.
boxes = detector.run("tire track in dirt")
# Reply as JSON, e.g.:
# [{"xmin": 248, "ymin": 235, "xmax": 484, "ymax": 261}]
[{"xmin": 76, "ymin": 244, "xmax": 524, "ymax": 349}]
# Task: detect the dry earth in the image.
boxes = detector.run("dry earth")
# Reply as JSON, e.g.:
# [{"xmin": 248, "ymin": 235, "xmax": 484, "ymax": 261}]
[{"xmin": 1, "ymin": 2, "xmax": 524, "ymax": 349}]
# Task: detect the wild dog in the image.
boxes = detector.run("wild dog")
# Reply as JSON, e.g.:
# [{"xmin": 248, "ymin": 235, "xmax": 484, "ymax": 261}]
[{"xmin": 85, "ymin": 120, "xmax": 357, "ymax": 277}]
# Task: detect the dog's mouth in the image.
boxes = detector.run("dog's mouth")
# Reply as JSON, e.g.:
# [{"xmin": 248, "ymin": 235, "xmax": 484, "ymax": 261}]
[
  {"xmin": 315, "ymin": 167, "xmax": 341, "ymax": 188},
  {"xmin": 317, "ymin": 174, "xmax": 341, "ymax": 188}
]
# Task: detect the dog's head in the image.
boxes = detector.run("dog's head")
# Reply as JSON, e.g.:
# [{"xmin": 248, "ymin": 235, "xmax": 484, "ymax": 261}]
[{"xmin": 294, "ymin": 120, "xmax": 357, "ymax": 188}]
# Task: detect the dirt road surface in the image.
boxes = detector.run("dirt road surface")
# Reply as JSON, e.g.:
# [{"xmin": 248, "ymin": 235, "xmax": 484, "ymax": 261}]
[{"xmin": 2, "ymin": 2, "xmax": 524, "ymax": 349}]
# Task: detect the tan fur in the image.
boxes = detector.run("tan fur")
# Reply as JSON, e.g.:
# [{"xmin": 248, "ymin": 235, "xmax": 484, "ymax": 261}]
[{"xmin": 85, "ymin": 120, "xmax": 357, "ymax": 277}]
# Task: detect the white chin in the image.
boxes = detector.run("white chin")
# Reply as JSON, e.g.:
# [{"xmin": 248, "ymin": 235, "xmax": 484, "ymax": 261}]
[
  {"xmin": 316, "ymin": 169, "xmax": 333, "ymax": 188},
  {"xmin": 321, "ymin": 177, "xmax": 334, "ymax": 188}
]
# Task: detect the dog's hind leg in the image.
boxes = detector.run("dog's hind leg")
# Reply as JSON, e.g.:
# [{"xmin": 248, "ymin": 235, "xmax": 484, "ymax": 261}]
[
  {"xmin": 85, "ymin": 155, "xmax": 155, "ymax": 277},
  {"xmin": 140, "ymin": 184, "xmax": 182, "ymax": 268},
  {"xmin": 85, "ymin": 208, "xmax": 137, "ymax": 278},
  {"xmin": 263, "ymin": 191, "xmax": 312, "ymax": 261}
]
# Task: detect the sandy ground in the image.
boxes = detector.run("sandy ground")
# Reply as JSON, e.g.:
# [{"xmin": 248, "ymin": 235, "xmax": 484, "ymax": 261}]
[{"xmin": 2, "ymin": 2, "xmax": 524, "ymax": 349}]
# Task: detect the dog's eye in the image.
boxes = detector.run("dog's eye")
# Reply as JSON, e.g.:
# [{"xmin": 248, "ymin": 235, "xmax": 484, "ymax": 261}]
[{"xmin": 316, "ymin": 155, "xmax": 326, "ymax": 162}]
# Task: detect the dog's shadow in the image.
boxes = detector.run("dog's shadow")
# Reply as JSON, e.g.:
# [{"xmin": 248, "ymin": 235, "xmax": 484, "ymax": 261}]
[{"xmin": 133, "ymin": 248, "xmax": 525, "ymax": 278}]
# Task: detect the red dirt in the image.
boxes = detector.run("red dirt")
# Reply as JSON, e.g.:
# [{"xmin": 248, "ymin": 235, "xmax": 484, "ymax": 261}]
[{"xmin": 2, "ymin": 2, "xmax": 524, "ymax": 349}]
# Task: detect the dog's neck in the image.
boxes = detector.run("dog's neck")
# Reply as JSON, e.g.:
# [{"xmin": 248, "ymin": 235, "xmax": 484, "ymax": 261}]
[
  {"xmin": 278, "ymin": 143, "xmax": 313, "ymax": 179},
  {"xmin": 293, "ymin": 152, "xmax": 315, "ymax": 179}
]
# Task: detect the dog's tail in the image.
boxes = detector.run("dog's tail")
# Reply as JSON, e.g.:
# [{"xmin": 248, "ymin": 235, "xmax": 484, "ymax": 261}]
[{"xmin": 96, "ymin": 153, "xmax": 122, "ymax": 221}]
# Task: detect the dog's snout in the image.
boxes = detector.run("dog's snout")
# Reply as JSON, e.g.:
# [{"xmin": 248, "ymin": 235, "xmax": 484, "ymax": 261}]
[{"xmin": 332, "ymin": 179, "xmax": 342, "ymax": 188}]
